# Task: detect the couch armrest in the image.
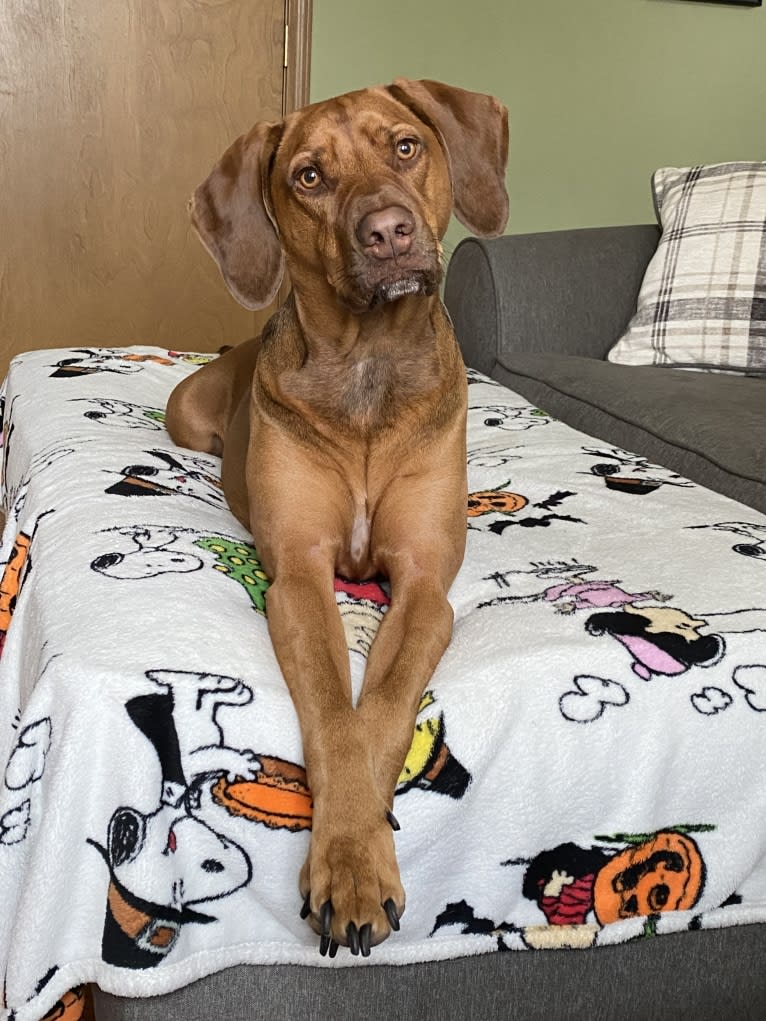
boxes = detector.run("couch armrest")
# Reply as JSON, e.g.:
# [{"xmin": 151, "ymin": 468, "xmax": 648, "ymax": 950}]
[{"xmin": 444, "ymin": 224, "xmax": 661, "ymax": 374}]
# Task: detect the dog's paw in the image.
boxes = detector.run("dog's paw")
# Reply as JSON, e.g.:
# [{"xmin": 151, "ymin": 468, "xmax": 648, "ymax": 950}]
[{"xmin": 299, "ymin": 809, "xmax": 405, "ymax": 957}]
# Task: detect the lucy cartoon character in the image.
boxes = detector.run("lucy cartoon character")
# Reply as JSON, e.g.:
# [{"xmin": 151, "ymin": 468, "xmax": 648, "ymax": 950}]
[
  {"xmin": 586, "ymin": 604, "xmax": 724, "ymax": 680},
  {"xmin": 480, "ymin": 559, "xmax": 667, "ymax": 613}
]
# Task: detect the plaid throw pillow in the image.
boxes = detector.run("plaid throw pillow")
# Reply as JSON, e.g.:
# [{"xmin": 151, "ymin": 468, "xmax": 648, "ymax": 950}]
[{"xmin": 608, "ymin": 162, "xmax": 766, "ymax": 374}]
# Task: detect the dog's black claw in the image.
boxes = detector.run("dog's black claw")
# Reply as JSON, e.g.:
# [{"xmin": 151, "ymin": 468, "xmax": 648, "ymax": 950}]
[
  {"xmin": 347, "ymin": 922, "xmax": 360, "ymax": 956},
  {"xmin": 300, "ymin": 894, "xmax": 311, "ymax": 920},
  {"xmin": 384, "ymin": 898, "xmax": 401, "ymax": 932},
  {"xmin": 319, "ymin": 933, "xmax": 331, "ymax": 957},
  {"xmin": 328, "ymin": 938, "xmax": 339, "ymax": 959},
  {"xmin": 359, "ymin": 923, "xmax": 372, "ymax": 957},
  {"xmin": 386, "ymin": 810, "xmax": 401, "ymax": 831},
  {"xmin": 320, "ymin": 900, "xmax": 333, "ymax": 936}
]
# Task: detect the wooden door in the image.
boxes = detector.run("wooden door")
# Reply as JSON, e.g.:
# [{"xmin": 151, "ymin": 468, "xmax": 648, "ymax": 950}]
[{"xmin": 0, "ymin": 0, "xmax": 311, "ymax": 376}]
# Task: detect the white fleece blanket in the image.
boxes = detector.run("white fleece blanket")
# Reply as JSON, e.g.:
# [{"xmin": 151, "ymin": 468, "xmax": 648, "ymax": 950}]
[{"xmin": 2, "ymin": 346, "xmax": 766, "ymax": 1021}]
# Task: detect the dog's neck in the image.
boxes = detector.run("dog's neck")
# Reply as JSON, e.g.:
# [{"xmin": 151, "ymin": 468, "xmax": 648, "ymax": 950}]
[
  {"xmin": 258, "ymin": 288, "xmax": 458, "ymax": 436},
  {"xmin": 291, "ymin": 283, "xmax": 441, "ymax": 356}
]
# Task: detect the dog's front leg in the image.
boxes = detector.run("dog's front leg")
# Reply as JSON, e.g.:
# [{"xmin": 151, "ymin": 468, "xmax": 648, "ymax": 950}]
[
  {"xmin": 355, "ymin": 466, "xmax": 467, "ymax": 886},
  {"xmin": 265, "ymin": 557, "xmax": 405, "ymax": 956},
  {"xmin": 357, "ymin": 567, "xmax": 458, "ymax": 799}
]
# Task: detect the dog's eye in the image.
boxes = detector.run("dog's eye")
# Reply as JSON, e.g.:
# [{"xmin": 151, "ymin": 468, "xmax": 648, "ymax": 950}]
[
  {"xmin": 396, "ymin": 138, "xmax": 419, "ymax": 161},
  {"xmin": 296, "ymin": 166, "xmax": 322, "ymax": 189}
]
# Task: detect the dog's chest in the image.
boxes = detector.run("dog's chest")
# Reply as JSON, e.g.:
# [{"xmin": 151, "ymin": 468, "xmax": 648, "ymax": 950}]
[
  {"xmin": 297, "ymin": 351, "xmax": 416, "ymax": 431},
  {"xmin": 342, "ymin": 357, "xmax": 393, "ymax": 422}
]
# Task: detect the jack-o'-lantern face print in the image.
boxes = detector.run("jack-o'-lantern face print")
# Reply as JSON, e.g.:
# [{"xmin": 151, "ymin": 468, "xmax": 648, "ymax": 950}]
[
  {"xmin": 467, "ymin": 489, "xmax": 528, "ymax": 518},
  {"xmin": 594, "ymin": 831, "xmax": 705, "ymax": 926}
]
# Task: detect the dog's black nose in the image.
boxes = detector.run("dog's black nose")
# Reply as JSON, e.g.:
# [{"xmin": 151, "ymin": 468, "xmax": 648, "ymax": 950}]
[
  {"xmin": 91, "ymin": 552, "xmax": 123, "ymax": 572},
  {"xmin": 356, "ymin": 206, "xmax": 415, "ymax": 259}
]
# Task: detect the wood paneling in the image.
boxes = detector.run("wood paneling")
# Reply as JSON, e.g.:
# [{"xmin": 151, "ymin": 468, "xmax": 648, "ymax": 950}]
[{"xmin": 0, "ymin": 1, "xmax": 309, "ymax": 375}]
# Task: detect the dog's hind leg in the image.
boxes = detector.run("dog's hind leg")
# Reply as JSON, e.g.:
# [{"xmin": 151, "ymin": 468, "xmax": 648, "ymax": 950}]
[{"xmin": 165, "ymin": 336, "xmax": 260, "ymax": 457}]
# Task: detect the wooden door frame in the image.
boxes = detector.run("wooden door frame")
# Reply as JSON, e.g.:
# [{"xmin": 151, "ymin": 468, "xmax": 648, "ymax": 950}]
[{"xmin": 284, "ymin": 0, "xmax": 313, "ymax": 114}]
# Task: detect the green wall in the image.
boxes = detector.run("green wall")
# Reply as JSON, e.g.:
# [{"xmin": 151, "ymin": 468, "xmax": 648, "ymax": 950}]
[{"xmin": 310, "ymin": 0, "xmax": 766, "ymax": 246}]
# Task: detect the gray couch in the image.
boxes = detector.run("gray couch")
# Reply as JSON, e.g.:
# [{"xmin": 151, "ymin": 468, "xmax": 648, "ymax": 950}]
[
  {"xmin": 92, "ymin": 925, "xmax": 766, "ymax": 1020},
  {"xmin": 445, "ymin": 224, "xmax": 765, "ymax": 514},
  {"xmin": 92, "ymin": 225, "xmax": 766, "ymax": 1020}
]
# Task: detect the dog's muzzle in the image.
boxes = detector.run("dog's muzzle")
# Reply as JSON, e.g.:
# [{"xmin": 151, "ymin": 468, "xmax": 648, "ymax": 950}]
[{"xmin": 351, "ymin": 203, "xmax": 440, "ymax": 307}]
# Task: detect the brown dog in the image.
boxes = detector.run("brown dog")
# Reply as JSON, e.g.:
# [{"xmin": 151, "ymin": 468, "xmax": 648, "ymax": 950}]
[{"xmin": 166, "ymin": 78, "xmax": 509, "ymax": 957}]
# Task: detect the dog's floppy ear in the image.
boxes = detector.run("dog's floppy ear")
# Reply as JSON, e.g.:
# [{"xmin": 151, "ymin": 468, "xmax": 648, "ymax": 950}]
[
  {"xmin": 387, "ymin": 78, "xmax": 509, "ymax": 238},
  {"xmin": 190, "ymin": 121, "xmax": 285, "ymax": 310}
]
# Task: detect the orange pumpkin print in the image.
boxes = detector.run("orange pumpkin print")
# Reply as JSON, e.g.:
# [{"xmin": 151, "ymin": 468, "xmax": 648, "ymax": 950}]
[
  {"xmin": 467, "ymin": 487, "xmax": 527, "ymax": 518},
  {"xmin": 0, "ymin": 530, "xmax": 31, "ymax": 636},
  {"xmin": 40, "ymin": 985, "xmax": 86, "ymax": 1021},
  {"xmin": 593, "ymin": 830, "xmax": 705, "ymax": 926}
]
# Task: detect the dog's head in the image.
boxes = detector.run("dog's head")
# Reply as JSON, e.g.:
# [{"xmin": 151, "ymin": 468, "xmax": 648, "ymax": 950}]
[{"xmin": 190, "ymin": 79, "xmax": 509, "ymax": 312}]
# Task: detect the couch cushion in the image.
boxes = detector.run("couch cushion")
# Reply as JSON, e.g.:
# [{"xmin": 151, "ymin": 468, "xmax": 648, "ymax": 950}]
[
  {"xmin": 92, "ymin": 924, "xmax": 766, "ymax": 1021},
  {"xmin": 607, "ymin": 162, "xmax": 766, "ymax": 374},
  {"xmin": 492, "ymin": 352, "xmax": 766, "ymax": 513}
]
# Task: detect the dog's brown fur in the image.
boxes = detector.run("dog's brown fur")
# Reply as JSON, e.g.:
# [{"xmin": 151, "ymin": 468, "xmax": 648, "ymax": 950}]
[{"xmin": 166, "ymin": 79, "xmax": 509, "ymax": 955}]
